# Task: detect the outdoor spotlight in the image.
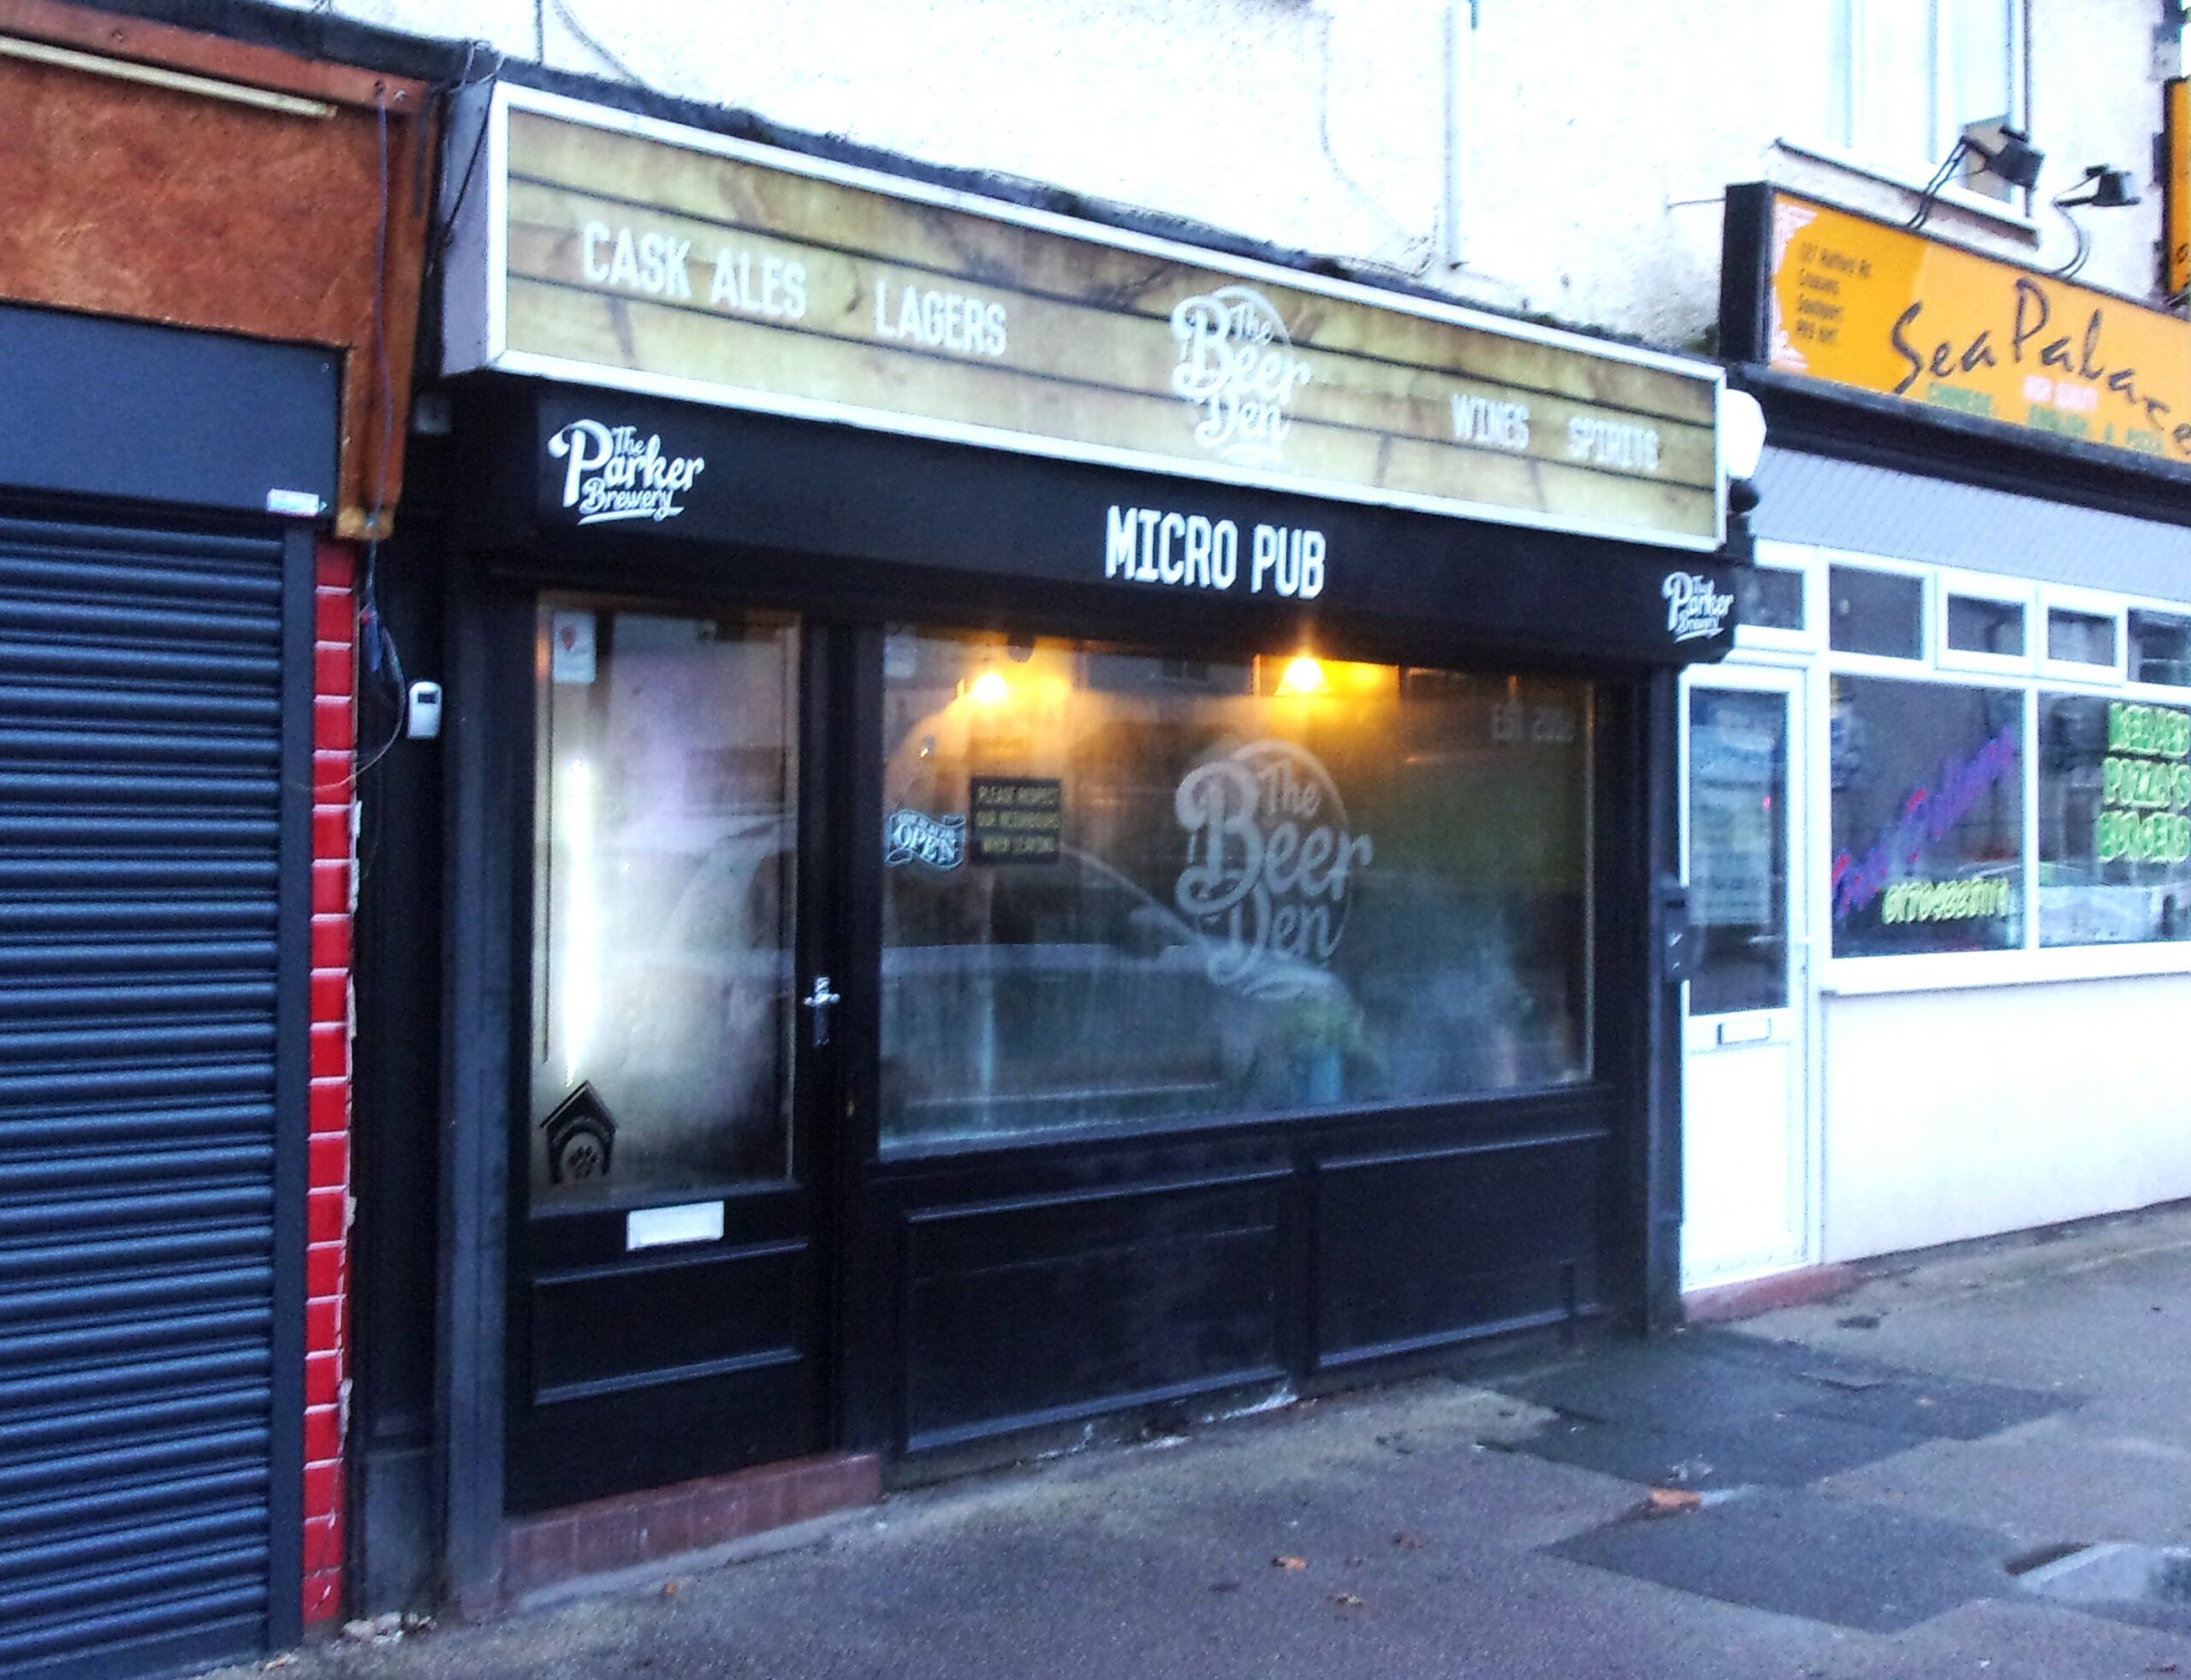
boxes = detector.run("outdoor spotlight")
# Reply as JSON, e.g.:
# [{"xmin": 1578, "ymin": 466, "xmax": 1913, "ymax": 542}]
[
  {"xmin": 2056, "ymin": 165, "xmax": 2141, "ymax": 209},
  {"xmin": 1909, "ymin": 123, "xmax": 2047, "ymax": 229}
]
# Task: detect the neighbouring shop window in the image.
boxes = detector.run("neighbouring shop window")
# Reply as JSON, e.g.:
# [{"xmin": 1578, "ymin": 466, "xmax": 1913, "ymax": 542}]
[
  {"xmin": 1687, "ymin": 689, "xmax": 1790, "ymax": 1015},
  {"xmin": 529, "ymin": 606, "xmax": 800, "ymax": 1202},
  {"xmin": 2038, "ymin": 695, "xmax": 2191, "ymax": 946},
  {"xmin": 2129, "ymin": 611, "xmax": 2191, "ymax": 688},
  {"xmin": 878, "ymin": 630, "xmax": 1594, "ymax": 1151},
  {"xmin": 1829, "ymin": 565, "xmax": 1923, "ymax": 659},
  {"xmin": 1945, "ymin": 593, "xmax": 2026, "ymax": 658},
  {"xmin": 1829, "ymin": 676, "xmax": 2023, "ymax": 955},
  {"xmin": 2047, "ymin": 608, "xmax": 2117, "ymax": 668},
  {"xmin": 1736, "ymin": 566, "xmax": 1806, "ymax": 635}
]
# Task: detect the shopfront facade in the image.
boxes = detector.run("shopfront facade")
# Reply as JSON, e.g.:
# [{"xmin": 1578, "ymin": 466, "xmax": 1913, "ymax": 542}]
[
  {"xmin": 1683, "ymin": 186, "xmax": 2191, "ymax": 1292},
  {"xmin": 417, "ymin": 83, "xmax": 1736, "ymax": 1598}
]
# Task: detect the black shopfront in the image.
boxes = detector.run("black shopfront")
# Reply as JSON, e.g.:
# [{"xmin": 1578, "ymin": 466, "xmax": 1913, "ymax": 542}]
[{"xmin": 370, "ymin": 84, "xmax": 1737, "ymax": 1605}]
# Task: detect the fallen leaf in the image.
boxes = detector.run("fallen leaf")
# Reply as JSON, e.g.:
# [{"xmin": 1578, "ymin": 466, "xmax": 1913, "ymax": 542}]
[
  {"xmin": 1392, "ymin": 1531, "xmax": 1426, "ymax": 1549},
  {"xmin": 661, "ymin": 1581, "xmax": 680, "ymax": 1598},
  {"xmin": 1646, "ymin": 1487, "xmax": 1702, "ymax": 1514},
  {"xmin": 1331, "ymin": 1593, "xmax": 1364, "ymax": 1609},
  {"xmin": 1274, "ymin": 1555, "xmax": 1308, "ymax": 1571}
]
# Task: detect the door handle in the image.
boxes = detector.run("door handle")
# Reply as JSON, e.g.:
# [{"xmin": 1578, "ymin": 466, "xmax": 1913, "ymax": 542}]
[{"xmin": 802, "ymin": 975, "xmax": 841, "ymax": 1047}]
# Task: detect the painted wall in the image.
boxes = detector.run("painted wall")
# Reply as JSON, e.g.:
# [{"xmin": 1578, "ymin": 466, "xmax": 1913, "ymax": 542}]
[
  {"xmin": 282, "ymin": 0, "xmax": 2170, "ymax": 347},
  {"xmin": 1820, "ymin": 977, "xmax": 2191, "ymax": 1261}
]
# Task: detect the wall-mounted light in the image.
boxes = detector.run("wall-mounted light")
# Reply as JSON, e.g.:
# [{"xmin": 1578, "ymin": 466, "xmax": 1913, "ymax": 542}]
[
  {"xmin": 2053, "ymin": 165, "xmax": 2142, "ymax": 278},
  {"xmin": 1909, "ymin": 123, "xmax": 2046, "ymax": 230},
  {"xmin": 967, "ymin": 670, "xmax": 1012, "ymax": 705},
  {"xmin": 1274, "ymin": 656, "xmax": 1330, "ymax": 698}
]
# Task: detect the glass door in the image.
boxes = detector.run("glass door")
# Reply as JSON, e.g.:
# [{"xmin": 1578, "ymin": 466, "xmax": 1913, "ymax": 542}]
[
  {"xmin": 510, "ymin": 601, "xmax": 836, "ymax": 1511},
  {"xmin": 1679, "ymin": 666, "xmax": 1813, "ymax": 1288}
]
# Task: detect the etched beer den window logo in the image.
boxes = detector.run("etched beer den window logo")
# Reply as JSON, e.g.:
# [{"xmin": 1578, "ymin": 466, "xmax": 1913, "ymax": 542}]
[
  {"xmin": 1169, "ymin": 285, "xmax": 1315, "ymax": 466},
  {"xmin": 1173, "ymin": 740, "xmax": 1375, "ymax": 1000}
]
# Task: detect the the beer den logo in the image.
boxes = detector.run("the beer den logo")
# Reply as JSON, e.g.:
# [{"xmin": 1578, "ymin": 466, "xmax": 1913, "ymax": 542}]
[
  {"xmin": 1169, "ymin": 286, "xmax": 1313, "ymax": 467},
  {"xmin": 549, "ymin": 419, "xmax": 706, "ymax": 525}
]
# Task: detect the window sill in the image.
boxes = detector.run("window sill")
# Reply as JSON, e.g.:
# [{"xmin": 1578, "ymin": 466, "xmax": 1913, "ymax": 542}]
[
  {"xmin": 1771, "ymin": 137, "xmax": 2039, "ymax": 240},
  {"xmin": 1821, "ymin": 941, "xmax": 2191, "ymax": 996}
]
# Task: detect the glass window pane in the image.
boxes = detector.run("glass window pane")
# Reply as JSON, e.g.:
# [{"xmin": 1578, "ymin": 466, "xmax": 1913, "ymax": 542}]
[
  {"xmin": 2048, "ymin": 608, "xmax": 2117, "ymax": 666},
  {"xmin": 878, "ymin": 632, "xmax": 1594, "ymax": 1152},
  {"xmin": 1945, "ymin": 593, "xmax": 2026, "ymax": 657},
  {"xmin": 2039, "ymin": 695, "xmax": 2191, "ymax": 946},
  {"xmin": 1830, "ymin": 676, "xmax": 2024, "ymax": 955},
  {"xmin": 531, "ymin": 606, "xmax": 799, "ymax": 1202},
  {"xmin": 1941, "ymin": 0, "xmax": 2013, "ymax": 135},
  {"xmin": 2129, "ymin": 611, "xmax": 2191, "ymax": 688},
  {"xmin": 1688, "ymin": 690, "xmax": 1790, "ymax": 1014},
  {"xmin": 1857, "ymin": 0, "xmax": 1936, "ymax": 168},
  {"xmin": 1829, "ymin": 565, "xmax": 1924, "ymax": 658},
  {"xmin": 1736, "ymin": 566, "xmax": 1807, "ymax": 633}
]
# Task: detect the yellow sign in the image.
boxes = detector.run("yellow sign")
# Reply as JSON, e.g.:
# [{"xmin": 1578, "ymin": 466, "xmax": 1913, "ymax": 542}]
[
  {"xmin": 2166, "ymin": 79, "xmax": 2189, "ymax": 300},
  {"xmin": 446, "ymin": 86, "xmax": 1723, "ymax": 550},
  {"xmin": 1761, "ymin": 189, "xmax": 2191, "ymax": 463}
]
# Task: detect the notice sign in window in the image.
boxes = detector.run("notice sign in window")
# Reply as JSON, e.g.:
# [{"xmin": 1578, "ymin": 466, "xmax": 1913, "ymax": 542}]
[{"xmin": 969, "ymin": 776, "xmax": 1063, "ymax": 865}]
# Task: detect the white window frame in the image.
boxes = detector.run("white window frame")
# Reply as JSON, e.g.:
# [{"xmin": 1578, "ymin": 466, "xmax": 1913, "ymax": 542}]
[
  {"xmin": 1820, "ymin": 548, "xmax": 1933, "ymax": 675},
  {"xmin": 1786, "ymin": 0, "xmax": 2030, "ymax": 229},
  {"xmin": 1935, "ymin": 568, "xmax": 2035, "ymax": 676},
  {"xmin": 1733, "ymin": 540, "xmax": 1826, "ymax": 658},
  {"xmin": 2038, "ymin": 585, "xmax": 2129, "ymax": 686},
  {"xmin": 1715, "ymin": 549, "xmax": 2191, "ymax": 997}
]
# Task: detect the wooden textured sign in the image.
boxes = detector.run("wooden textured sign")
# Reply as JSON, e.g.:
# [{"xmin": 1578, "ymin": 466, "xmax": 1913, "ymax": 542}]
[
  {"xmin": 1737, "ymin": 186, "xmax": 2191, "ymax": 466},
  {"xmin": 446, "ymin": 86, "xmax": 1723, "ymax": 551}
]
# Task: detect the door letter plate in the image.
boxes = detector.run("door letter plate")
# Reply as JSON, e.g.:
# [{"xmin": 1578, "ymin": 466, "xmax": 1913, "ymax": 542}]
[{"xmin": 626, "ymin": 1201, "xmax": 726, "ymax": 1251}]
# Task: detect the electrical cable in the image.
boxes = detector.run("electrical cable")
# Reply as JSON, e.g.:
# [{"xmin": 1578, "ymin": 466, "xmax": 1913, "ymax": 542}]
[{"xmin": 548, "ymin": 0, "xmax": 642, "ymax": 84}]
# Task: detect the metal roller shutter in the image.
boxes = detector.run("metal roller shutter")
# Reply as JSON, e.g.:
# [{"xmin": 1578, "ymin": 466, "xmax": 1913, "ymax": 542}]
[{"xmin": 0, "ymin": 513, "xmax": 300, "ymax": 1680}]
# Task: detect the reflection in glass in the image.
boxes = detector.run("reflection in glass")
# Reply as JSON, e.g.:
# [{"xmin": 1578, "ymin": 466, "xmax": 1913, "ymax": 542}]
[
  {"xmin": 2048, "ymin": 609, "xmax": 2117, "ymax": 667},
  {"xmin": 878, "ymin": 632, "xmax": 1594, "ymax": 1151},
  {"xmin": 1687, "ymin": 690, "xmax": 1789, "ymax": 1015},
  {"xmin": 1735, "ymin": 567, "xmax": 1806, "ymax": 634},
  {"xmin": 2130, "ymin": 612, "xmax": 2191, "ymax": 689},
  {"xmin": 1829, "ymin": 566, "xmax": 1923, "ymax": 659},
  {"xmin": 530, "ymin": 606, "xmax": 799, "ymax": 1203},
  {"xmin": 1946, "ymin": 595, "xmax": 2025, "ymax": 658},
  {"xmin": 1829, "ymin": 676, "xmax": 2023, "ymax": 956},
  {"xmin": 2038, "ymin": 693, "xmax": 2191, "ymax": 947}
]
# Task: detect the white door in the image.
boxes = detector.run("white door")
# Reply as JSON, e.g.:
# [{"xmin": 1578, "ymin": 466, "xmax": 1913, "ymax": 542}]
[{"xmin": 1680, "ymin": 666, "xmax": 1811, "ymax": 1288}]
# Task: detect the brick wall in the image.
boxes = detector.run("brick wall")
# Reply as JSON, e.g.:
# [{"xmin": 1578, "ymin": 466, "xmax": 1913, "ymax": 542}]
[{"xmin": 304, "ymin": 540, "xmax": 358, "ymax": 1625}]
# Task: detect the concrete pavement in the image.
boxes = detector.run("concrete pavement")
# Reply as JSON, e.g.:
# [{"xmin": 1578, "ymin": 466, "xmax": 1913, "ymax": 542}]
[{"xmin": 225, "ymin": 1202, "xmax": 2191, "ymax": 1680}]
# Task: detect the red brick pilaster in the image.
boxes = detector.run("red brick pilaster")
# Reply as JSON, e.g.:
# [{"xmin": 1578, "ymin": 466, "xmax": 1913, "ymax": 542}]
[{"xmin": 303, "ymin": 540, "xmax": 358, "ymax": 1626}]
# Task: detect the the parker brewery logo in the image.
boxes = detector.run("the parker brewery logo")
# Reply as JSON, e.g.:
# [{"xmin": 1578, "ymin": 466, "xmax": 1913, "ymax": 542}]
[
  {"xmin": 1173, "ymin": 740, "xmax": 1374, "ymax": 997},
  {"xmin": 549, "ymin": 419, "xmax": 706, "ymax": 525},
  {"xmin": 1664, "ymin": 572, "xmax": 1734, "ymax": 643},
  {"xmin": 1169, "ymin": 285, "xmax": 1314, "ymax": 467},
  {"xmin": 883, "ymin": 808, "xmax": 965, "ymax": 871}
]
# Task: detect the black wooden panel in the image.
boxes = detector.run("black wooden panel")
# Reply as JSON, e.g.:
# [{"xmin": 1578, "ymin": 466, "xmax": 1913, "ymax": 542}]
[
  {"xmin": 530, "ymin": 1239, "xmax": 810, "ymax": 1403},
  {"xmin": 0, "ymin": 306, "xmax": 336, "ymax": 516},
  {"xmin": 900, "ymin": 1174, "xmax": 1286, "ymax": 1451},
  {"xmin": 1313, "ymin": 1129, "xmax": 1606, "ymax": 1369}
]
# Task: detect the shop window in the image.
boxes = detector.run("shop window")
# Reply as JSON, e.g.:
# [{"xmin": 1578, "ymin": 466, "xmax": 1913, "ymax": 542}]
[
  {"xmin": 1735, "ymin": 565, "xmax": 1807, "ymax": 635},
  {"xmin": 2130, "ymin": 610, "xmax": 2191, "ymax": 689},
  {"xmin": 1828, "ymin": 564, "xmax": 1924, "ymax": 659},
  {"xmin": 1945, "ymin": 593, "xmax": 2026, "ymax": 659},
  {"xmin": 2046, "ymin": 608, "xmax": 2118, "ymax": 668},
  {"xmin": 877, "ymin": 630, "xmax": 1594, "ymax": 1152},
  {"xmin": 1829, "ymin": 676, "xmax": 2023, "ymax": 956},
  {"xmin": 529, "ymin": 607, "xmax": 801, "ymax": 1202},
  {"xmin": 1805, "ymin": 0, "xmax": 2020, "ymax": 185},
  {"xmin": 2038, "ymin": 694, "xmax": 2191, "ymax": 947}
]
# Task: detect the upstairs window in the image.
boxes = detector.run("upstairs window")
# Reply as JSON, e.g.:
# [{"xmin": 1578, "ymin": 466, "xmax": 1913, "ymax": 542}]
[{"xmin": 1807, "ymin": 0, "xmax": 2022, "ymax": 186}]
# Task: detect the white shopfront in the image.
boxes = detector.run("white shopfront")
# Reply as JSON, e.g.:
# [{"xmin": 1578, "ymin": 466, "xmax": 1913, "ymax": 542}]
[{"xmin": 1681, "ymin": 446, "xmax": 2191, "ymax": 1287}]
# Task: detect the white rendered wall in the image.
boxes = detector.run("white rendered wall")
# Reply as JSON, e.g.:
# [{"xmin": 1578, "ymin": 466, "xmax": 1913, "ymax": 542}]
[
  {"xmin": 285, "ymin": 0, "xmax": 2171, "ymax": 348},
  {"xmin": 1820, "ymin": 977, "xmax": 2191, "ymax": 1262}
]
